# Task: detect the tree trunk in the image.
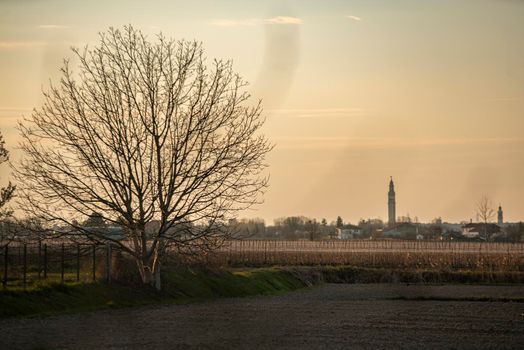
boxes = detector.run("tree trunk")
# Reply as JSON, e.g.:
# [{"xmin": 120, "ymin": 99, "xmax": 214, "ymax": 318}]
[
  {"xmin": 154, "ymin": 263, "xmax": 161, "ymax": 291},
  {"xmin": 136, "ymin": 258, "xmax": 161, "ymax": 291}
]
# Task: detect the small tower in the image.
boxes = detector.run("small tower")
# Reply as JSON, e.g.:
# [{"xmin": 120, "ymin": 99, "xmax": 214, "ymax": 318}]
[
  {"xmin": 388, "ymin": 177, "xmax": 396, "ymax": 226},
  {"xmin": 497, "ymin": 205, "xmax": 503, "ymax": 225}
]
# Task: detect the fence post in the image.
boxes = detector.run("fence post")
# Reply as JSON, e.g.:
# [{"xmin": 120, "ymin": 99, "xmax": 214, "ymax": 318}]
[
  {"xmin": 92, "ymin": 244, "xmax": 96, "ymax": 282},
  {"xmin": 76, "ymin": 244, "xmax": 80, "ymax": 282},
  {"xmin": 43, "ymin": 244, "xmax": 47, "ymax": 279},
  {"xmin": 61, "ymin": 243, "xmax": 65, "ymax": 283},
  {"xmin": 106, "ymin": 243, "xmax": 111, "ymax": 284},
  {"xmin": 23, "ymin": 243, "xmax": 27, "ymax": 290},
  {"xmin": 3, "ymin": 245, "xmax": 8, "ymax": 289},
  {"xmin": 37, "ymin": 240, "xmax": 42, "ymax": 280}
]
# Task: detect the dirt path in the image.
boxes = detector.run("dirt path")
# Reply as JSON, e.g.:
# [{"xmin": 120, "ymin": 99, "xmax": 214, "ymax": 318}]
[{"xmin": 2, "ymin": 284, "xmax": 524, "ymax": 349}]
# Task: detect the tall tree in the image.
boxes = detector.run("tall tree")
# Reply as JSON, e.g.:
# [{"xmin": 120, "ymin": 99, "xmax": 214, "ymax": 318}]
[
  {"xmin": 0, "ymin": 131, "xmax": 15, "ymax": 220},
  {"xmin": 336, "ymin": 216, "xmax": 343, "ymax": 229},
  {"xmin": 305, "ymin": 219, "xmax": 320, "ymax": 241},
  {"xmin": 83, "ymin": 212, "xmax": 107, "ymax": 228},
  {"xmin": 476, "ymin": 195, "xmax": 495, "ymax": 240},
  {"xmin": 15, "ymin": 26, "xmax": 272, "ymax": 288},
  {"xmin": 0, "ymin": 131, "xmax": 16, "ymax": 244}
]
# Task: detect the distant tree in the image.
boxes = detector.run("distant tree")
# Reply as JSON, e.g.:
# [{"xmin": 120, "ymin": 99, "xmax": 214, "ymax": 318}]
[
  {"xmin": 358, "ymin": 218, "xmax": 384, "ymax": 238},
  {"xmin": 305, "ymin": 219, "xmax": 320, "ymax": 241},
  {"xmin": 0, "ymin": 217, "xmax": 45, "ymax": 245},
  {"xmin": 234, "ymin": 218, "xmax": 266, "ymax": 239},
  {"xmin": 426, "ymin": 225, "xmax": 443, "ymax": 240},
  {"xmin": 83, "ymin": 212, "xmax": 107, "ymax": 228},
  {"xmin": 476, "ymin": 195, "xmax": 495, "ymax": 240},
  {"xmin": 14, "ymin": 26, "xmax": 272, "ymax": 289},
  {"xmin": 431, "ymin": 217, "xmax": 443, "ymax": 225},
  {"xmin": 321, "ymin": 218, "xmax": 327, "ymax": 226},
  {"xmin": 442, "ymin": 229, "xmax": 463, "ymax": 241},
  {"xmin": 274, "ymin": 216, "xmax": 306, "ymax": 237},
  {"xmin": 506, "ymin": 222, "xmax": 524, "ymax": 243},
  {"xmin": 336, "ymin": 216, "xmax": 343, "ymax": 229},
  {"xmin": 0, "ymin": 131, "xmax": 16, "ymax": 245},
  {"xmin": 397, "ymin": 214, "xmax": 412, "ymax": 223},
  {"xmin": 0, "ymin": 131, "xmax": 15, "ymax": 221}
]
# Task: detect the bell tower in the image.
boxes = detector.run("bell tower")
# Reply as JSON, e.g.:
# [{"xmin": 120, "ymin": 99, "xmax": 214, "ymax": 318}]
[{"xmin": 388, "ymin": 177, "xmax": 396, "ymax": 226}]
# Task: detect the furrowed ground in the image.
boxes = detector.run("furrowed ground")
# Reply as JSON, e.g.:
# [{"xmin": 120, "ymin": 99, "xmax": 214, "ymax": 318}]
[{"xmin": 2, "ymin": 284, "xmax": 524, "ymax": 350}]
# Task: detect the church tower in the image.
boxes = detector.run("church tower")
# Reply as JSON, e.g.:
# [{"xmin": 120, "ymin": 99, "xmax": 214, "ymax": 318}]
[
  {"xmin": 497, "ymin": 205, "xmax": 503, "ymax": 225},
  {"xmin": 388, "ymin": 177, "xmax": 396, "ymax": 226}
]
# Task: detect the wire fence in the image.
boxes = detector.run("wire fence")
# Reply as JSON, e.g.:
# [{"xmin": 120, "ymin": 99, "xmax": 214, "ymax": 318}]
[
  {"xmin": 219, "ymin": 240, "xmax": 524, "ymax": 254},
  {"xmin": 1, "ymin": 241, "xmax": 116, "ymax": 290},
  {"xmin": 2, "ymin": 239, "xmax": 524, "ymax": 289},
  {"xmin": 208, "ymin": 240, "xmax": 524, "ymax": 270}
]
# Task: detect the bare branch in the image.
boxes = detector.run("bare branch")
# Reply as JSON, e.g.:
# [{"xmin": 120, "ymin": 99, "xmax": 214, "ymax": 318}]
[{"xmin": 14, "ymin": 25, "xmax": 272, "ymax": 287}]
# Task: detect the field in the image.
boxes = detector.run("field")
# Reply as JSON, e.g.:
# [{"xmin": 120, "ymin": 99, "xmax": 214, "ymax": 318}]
[
  {"xmin": 2, "ymin": 283, "xmax": 524, "ymax": 349},
  {"xmin": 208, "ymin": 240, "xmax": 524, "ymax": 271},
  {"xmin": 3, "ymin": 240, "xmax": 524, "ymax": 289}
]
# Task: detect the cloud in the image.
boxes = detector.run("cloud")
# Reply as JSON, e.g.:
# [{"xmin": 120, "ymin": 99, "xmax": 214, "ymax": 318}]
[
  {"xmin": 210, "ymin": 17, "xmax": 302, "ymax": 27},
  {"xmin": 0, "ymin": 41, "xmax": 46, "ymax": 49},
  {"xmin": 346, "ymin": 15, "xmax": 362, "ymax": 21},
  {"xmin": 37, "ymin": 24, "xmax": 70, "ymax": 29},
  {"xmin": 0, "ymin": 107, "xmax": 32, "ymax": 123},
  {"xmin": 274, "ymin": 137, "xmax": 524, "ymax": 150},
  {"xmin": 0, "ymin": 40, "xmax": 74, "ymax": 50},
  {"xmin": 265, "ymin": 16, "xmax": 302, "ymax": 25},
  {"xmin": 266, "ymin": 108, "xmax": 369, "ymax": 118}
]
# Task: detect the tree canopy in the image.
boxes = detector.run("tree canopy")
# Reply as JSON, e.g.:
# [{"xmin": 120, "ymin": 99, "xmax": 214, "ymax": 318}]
[{"xmin": 15, "ymin": 26, "xmax": 272, "ymax": 287}]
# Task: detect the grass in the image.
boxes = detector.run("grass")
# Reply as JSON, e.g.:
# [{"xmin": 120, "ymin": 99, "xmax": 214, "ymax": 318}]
[
  {"xmin": 162, "ymin": 268, "xmax": 308, "ymax": 299},
  {"xmin": 306, "ymin": 265, "xmax": 524, "ymax": 284},
  {"xmin": 0, "ymin": 281, "xmax": 162, "ymax": 318},
  {"xmin": 3, "ymin": 265, "xmax": 524, "ymax": 319},
  {"xmin": 2, "ymin": 272, "xmax": 94, "ymax": 290},
  {"xmin": 0, "ymin": 267, "xmax": 311, "ymax": 319}
]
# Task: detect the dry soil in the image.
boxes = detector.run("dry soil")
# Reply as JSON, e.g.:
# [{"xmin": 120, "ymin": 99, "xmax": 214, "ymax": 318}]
[{"xmin": 1, "ymin": 284, "xmax": 524, "ymax": 349}]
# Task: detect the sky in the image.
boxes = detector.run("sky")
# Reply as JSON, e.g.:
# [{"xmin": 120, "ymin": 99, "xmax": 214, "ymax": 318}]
[{"xmin": 0, "ymin": 0, "xmax": 523, "ymax": 224}]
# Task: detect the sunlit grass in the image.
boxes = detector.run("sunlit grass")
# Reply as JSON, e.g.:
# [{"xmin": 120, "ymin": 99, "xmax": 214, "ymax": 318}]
[{"xmin": 0, "ymin": 267, "xmax": 310, "ymax": 319}]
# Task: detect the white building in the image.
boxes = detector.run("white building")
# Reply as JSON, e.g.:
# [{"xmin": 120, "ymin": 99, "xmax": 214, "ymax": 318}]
[{"xmin": 336, "ymin": 225, "xmax": 362, "ymax": 239}]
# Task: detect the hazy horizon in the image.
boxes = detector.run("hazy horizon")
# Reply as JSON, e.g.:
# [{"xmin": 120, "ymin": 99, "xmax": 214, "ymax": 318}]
[{"xmin": 1, "ymin": 0, "xmax": 523, "ymax": 224}]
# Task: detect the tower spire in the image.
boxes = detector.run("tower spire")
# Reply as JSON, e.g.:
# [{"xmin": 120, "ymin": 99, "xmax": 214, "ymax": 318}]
[{"xmin": 388, "ymin": 177, "xmax": 396, "ymax": 226}]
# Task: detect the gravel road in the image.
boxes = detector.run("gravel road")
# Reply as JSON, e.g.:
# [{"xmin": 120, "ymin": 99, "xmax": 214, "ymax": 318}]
[{"xmin": 1, "ymin": 284, "xmax": 524, "ymax": 350}]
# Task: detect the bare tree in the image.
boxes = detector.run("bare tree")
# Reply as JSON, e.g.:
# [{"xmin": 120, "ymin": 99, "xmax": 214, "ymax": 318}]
[
  {"xmin": 15, "ymin": 26, "xmax": 272, "ymax": 288},
  {"xmin": 305, "ymin": 219, "xmax": 320, "ymax": 241},
  {"xmin": 476, "ymin": 195, "xmax": 495, "ymax": 240},
  {"xmin": 0, "ymin": 131, "xmax": 15, "ymax": 218},
  {"xmin": 0, "ymin": 131, "xmax": 16, "ymax": 245}
]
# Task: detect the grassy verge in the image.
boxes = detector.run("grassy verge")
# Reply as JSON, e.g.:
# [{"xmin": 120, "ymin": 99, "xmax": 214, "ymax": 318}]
[
  {"xmin": 303, "ymin": 265, "xmax": 524, "ymax": 284},
  {"xmin": 0, "ymin": 267, "xmax": 312, "ymax": 319},
  {"xmin": 3, "ymin": 265, "xmax": 523, "ymax": 319}
]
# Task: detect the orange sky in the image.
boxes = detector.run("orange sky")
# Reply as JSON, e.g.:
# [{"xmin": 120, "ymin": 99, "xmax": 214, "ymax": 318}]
[{"xmin": 0, "ymin": 0, "xmax": 523, "ymax": 224}]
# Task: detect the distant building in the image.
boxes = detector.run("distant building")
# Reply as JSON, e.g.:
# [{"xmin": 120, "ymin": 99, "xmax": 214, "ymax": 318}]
[
  {"xmin": 462, "ymin": 223, "xmax": 501, "ymax": 239},
  {"xmin": 441, "ymin": 223, "xmax": 462, "ymax": 232},
  {"xmin": 79, "ymin": 226, "xmax": 126, "ymax": 240},
  {"xmin": 497, "ymin": 206, "xmax": 504, "ymax": 225},
  {"xmin": 336, "ymin": 224, "xmax": 362, "ymax": 240},
  {"xmin": 384, "ymin": 222, "xmax": 417, "ymax": 239},
  {"xmin": 388, "ymin": 177, "xmax": 396, "ymax": 226}
]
